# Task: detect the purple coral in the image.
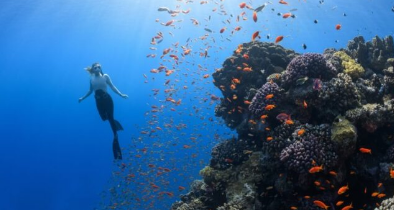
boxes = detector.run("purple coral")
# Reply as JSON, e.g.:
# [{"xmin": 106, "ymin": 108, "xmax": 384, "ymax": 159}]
[
  {"xmin": 281, "ymin": 53, "xmax": 337, "ymax": 88},
  {"xmin": 280, "ymin": 135, "xmax": 338, "ymax": 174},
  {"xmin": 249, "ymin": 82, "xmax": 281, "ymax": 116}
]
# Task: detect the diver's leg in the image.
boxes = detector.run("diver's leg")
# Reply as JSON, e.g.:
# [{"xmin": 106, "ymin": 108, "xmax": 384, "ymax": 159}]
[
  {"xmin": 106, "ymin": 94, "xmax": 123, "ymax": 135},
  {"xmin": 105, "ymin": 94, "xmax": 119, "ymax": 136},
  {"xmin": 95, "ymin": 95, "xmax": 108, "ymax": 121},
  {"xmin": 113, "ymin": 135, "xmax": 122, "ymax": 159}
]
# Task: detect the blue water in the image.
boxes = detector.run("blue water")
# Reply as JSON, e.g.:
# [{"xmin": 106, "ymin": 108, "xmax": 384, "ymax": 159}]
[{"xmin": 0, "ymin": 0, "xmax": 393, "ymax": 209}]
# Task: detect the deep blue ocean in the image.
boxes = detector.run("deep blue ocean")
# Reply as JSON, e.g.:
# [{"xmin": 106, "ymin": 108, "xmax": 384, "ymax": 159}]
[{"xmin": 1, "ymin": 0, "xmax": 394, "ymax": 209}]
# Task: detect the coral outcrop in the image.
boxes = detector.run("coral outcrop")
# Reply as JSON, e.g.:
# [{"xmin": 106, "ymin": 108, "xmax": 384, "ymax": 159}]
[{"xmin": 172, "ymin": 36, "xmax": 394, "ymax": 210}]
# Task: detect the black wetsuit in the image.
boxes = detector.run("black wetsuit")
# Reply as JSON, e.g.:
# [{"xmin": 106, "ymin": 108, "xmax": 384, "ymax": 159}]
[{"xmin": 94, "ymin": 89, "xmax": 123, "ymax": 159}]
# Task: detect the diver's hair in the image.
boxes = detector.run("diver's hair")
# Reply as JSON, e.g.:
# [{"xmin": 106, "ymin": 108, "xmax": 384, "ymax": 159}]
[{"xmin": 85, "ymin": 62, "xmax": 104, "ymax": 75}]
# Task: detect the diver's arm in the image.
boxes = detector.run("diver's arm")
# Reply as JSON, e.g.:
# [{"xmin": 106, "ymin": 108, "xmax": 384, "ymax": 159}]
[
  {"xmin": 105, "ymin": 74, "xmax": 128, "ymax": 99},
  {"xmin": 79, "ymin": 83, "xmax": 93, "ymax": 103}
]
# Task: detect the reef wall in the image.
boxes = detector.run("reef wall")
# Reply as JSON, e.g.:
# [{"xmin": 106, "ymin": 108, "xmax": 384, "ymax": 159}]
[{"xmin": 171, "ymin": 36, "xmax": 394, "ymax": 210}]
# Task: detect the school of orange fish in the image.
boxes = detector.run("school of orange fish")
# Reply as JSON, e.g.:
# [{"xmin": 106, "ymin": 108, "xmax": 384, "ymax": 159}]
[{"xmin": 98, "ymin": 1, "xmax": 394, "ymax": 210}]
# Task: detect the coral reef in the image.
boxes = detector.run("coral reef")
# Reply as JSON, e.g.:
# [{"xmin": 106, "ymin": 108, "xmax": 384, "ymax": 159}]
[
  {"xmin": 249, "ymin": 82, "xmax": 282, "ymax": 117},
  {"xmin": 213, "ymin": 41, "xmax": 297, "ymax": 131},
  {"xmin": 347, "ymin": 36, "xmax": 394, "ymax": 73},
  {"xmin": 334, "ymin": 50, "xmax": 365, "ymax": 79},
  {"xmin": 281, "ymin": 53, "xmax": 337, "ymax": 88},
  {"xmin": 172, "ymin": 37, "xmax": 394, "ymax": 210}
]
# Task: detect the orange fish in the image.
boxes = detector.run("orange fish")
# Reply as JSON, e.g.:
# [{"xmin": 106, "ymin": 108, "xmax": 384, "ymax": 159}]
[
  {"xmin": 378, "ymin": 193, "xmax": 386, "ymax": 198},
  {"xmin": 253, "ymin": 11, "xmax": 257, "ymax": 22},
  {"xmin": 239, "ymin": 2, "xmax": 246, "ymax": 8},
  {"xmin": 266, "ymin": 136, "xmax": 273, "ymax": 141},
  {"xmin": 313, "ymin": 200, "xmax": 329, "ymax": 210},
  {"xmin": 282, "ymin": 13, "xmax": 292, "ymax": 18},
  {"xmin": 265, "ymin": 94, "xmax": 274, "ymax": 99},
  {"xmin": 279, "ymin": 0, "xmax": 288, "ymax": 5},
  {"xmin": 203, "ymin": 74, "xmax": 210, "ymax": 78},
  {"xmin": 336, "ymin": 201, "xmax": 344, "ymax": 206},
  {"xmin": 359, "ymin": 148, "xmax": 372, "ymax": 154},
  {"xmin": 297, "ymin": 129, "xmax": 305, "ymax": 136},
  {"xmin": 341, "ymin": 203, "xmax": 353, "ymax": 210},
  {"xmin": 309, "ymin": 165, "xmax": 323, "ymax": 174},
  {"xmin": 252, "ymin": 31, "xmax": 259, "ymax": 41},
  {"xmin": 178, "ymin": 186, "xmax": 186, "ymax": 191},
  {"xmin": 338, "ymin": 183, "xmax": 349, "ymax": 195},
  {"xmin": 261, "ymin": 115, "xmax": 268, "ymax": 119},
  {"xmin": 164, "ymin": 20, "xmax": 174, "ymax": 26},
  {"xmin": 265, "ymin": 104, "xmax": 276, "ymax": 110},
  {"xmin": 371, "ymin": 192, "xmax": 379, "ymax": 197},
  {"xmin": 275, "ymin": 35, "xmax": 284, "ymax": 43},
  {"xmin": 390, "ymin": 167, "xmax": 394, "ymax": 178},
  {"xmin": 243, "ymin": 67, "xmax": 252, "ymax": 72},
  {"xmin": 336, "ymin": 24, "xmax": 341, "ymax": 30},
  {"xmin": 243, "ymin": 54, "xmax": 249, "ymax": 60},
  {"xmin": 303, "ymin": 100, "xmax": 308, "ymax": 109},
  {"xmin": 220, "ymin": 27, "xmax": 226, "ymax": 33},
  {"xmin": 244, "ymin": 100, "xmax": 251, "ymax": 105},
  {"xmin": 285, "ymin": 119, "xmax": 294, "ymax": 125},
  {"xmin": 290, "ymin": 207, "xmax": 298, "ymax": 210},
  {"xmin": 329, "ymin": 171, "xmax": 337, "ymax": 176},
  {"xmin": 234, "ymin": 26, "xmax": 242, "ymax": 31}
]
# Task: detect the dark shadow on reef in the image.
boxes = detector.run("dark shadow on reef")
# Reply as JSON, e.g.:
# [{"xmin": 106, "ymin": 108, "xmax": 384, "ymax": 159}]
[{"xmin": 171, "ymin": 36, "xmax": 394, "ymax": 210}]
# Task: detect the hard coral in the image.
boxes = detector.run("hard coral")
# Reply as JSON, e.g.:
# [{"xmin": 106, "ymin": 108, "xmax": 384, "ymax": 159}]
[
  {"xmin": 281, "ymin": 53, "xmax": 337, "ymax": 88},
  {"xmin": 280, "ymin": 134, "xmax": 338, "ymax": 174},
  {"xmin": 318, "ymin": 73, "xmax": 361, "ymax": 119},
  {"xmin": 249, "ymin": 81, "xmax": 282, "ymax": 117},
  {"xmin": 334, "ymin": 51, "xmax": 365, "ymax": 79}
]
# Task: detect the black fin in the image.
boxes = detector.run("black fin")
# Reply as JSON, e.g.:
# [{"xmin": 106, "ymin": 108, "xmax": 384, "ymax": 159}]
[
  {"xmin": 113, "ymin": 137, "xmax": 122, "ymax": 160},
  {"xmin": 114, "ymin": 120, "xmax": 124, "ymax": 131}
]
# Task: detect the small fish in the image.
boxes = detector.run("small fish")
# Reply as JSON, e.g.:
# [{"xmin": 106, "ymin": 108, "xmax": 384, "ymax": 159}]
[
  {"xmin": 359, "ymin": 148, "xmax": 372, "ymax": 154},
  {"xmin": 204, "ymin": 28, "xmax": 212, "ymax": 33},
  {"xmin": 239, "ymin": 2, "xmax": 246, "ymax": 8},
  {"xmin": 158, "ymin": 7, "xmax": 170, "ymax": 12},
  {"xmin": 275, "ymin": 35, "xmax": 284, "ymax": 43},
  {"xmin": 265, "ymin": 104, "xmax": 276, "ymax": 110},
  {"xmin": 253, "ymin": 11, "xmax": 258, "ymax": 22},
  {"xmin": 282, "ymin": 13, "xmax": 292, "ymax": 18},
  {"xmin": 313, "ymin": 200, "xmax": 329, "ymax": 210},
  {"xmin": 265, "ymin": 94, "xmax": 274, "ymax": 99},
  {"xmin": 279, "ymin": 0, "xmax": 288, "ymax": 5},
  {"xmin": 338, "ymin": 183, "xmax": 349, "ymax": 195},
  {"xmin": 341, "ymin": 203, "xmax": 353, "ymax": 210},
  {"xmin": 296, "ymin": 76, "xmax": 309, "ymax": 85},
  {"xmin": 220, "ymin": 27, "xmax": 226, "ymax": 33},
  {"xmin": 309, "ymin": 165, "xmax": 323, "ymax": 174},
  {"xmin": 266, "ymin": 136, "xmax": 273, "ymax": 141},
  {"xmin": 267, "ymin": 34, "xmax": 270, "ymax": 39},
  {"xmin": 303, "ymin": 100, "xmax": 308, "ymax": 109},
  {"xmin": 254, "ymin": 3, "xmax": 267, "ymax": 13},
  {"xmin": 297, "ymin": 129, "xmax": 305, "ymax": 136},
  {"xmin": 335, "ymin": 24, "xmax": 342, "ymax": 30},
  {"xmin": 302, "ymin": 43, "xmax": 307, "ymax": 50},
  {"xmin": 252, "ymin": 31, "xmax": 260, "ymax": 41},
  {"xmin": 314, "ymin": 19, "xmax": 318, "ymax": 24},
  {"xmin": 336, "ymin": 201, "xmax": 344, "ymax": 206}
]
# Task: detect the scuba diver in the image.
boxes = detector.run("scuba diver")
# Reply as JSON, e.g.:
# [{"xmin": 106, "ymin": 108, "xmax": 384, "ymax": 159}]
[{"xmin": 79, "ymin": 63, "xmax": 128, "ymax": 159}]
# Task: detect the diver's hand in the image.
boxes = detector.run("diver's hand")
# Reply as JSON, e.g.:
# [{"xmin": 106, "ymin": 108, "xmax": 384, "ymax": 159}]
[
  {"xmin": 78, "ymin": 97, "xmax": 83, "ymax": 103},
  {"xmin": 121, "ymin": 94, "xmax": 128, "ymax": 99}
]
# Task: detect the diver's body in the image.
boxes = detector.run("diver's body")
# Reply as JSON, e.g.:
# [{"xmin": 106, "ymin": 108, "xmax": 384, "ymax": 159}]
[{"xmin": 79, "ymin": 63, "xmax": 128, "ymax": 159}]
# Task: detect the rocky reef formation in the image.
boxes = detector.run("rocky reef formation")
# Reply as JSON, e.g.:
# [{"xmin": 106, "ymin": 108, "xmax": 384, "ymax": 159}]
[{"xmin": 171, "ymin": 36, "xmax": 394, "ymax": 210}]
